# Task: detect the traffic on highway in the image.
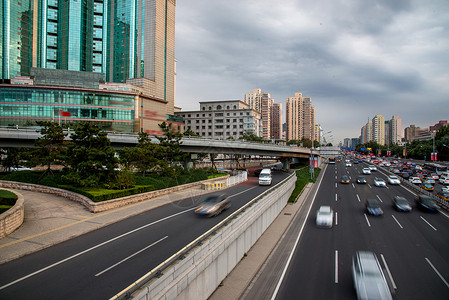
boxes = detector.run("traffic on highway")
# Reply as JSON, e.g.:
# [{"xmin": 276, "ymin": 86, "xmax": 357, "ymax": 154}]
[{"xmin": 248, "ymin": 157, "xmax": 449, "ymax": 300}]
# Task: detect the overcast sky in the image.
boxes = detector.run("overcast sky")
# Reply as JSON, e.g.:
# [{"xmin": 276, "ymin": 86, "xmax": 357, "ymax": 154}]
[{"xmin": 174, "ymin": 0, "xmax": 449, "ymax": 144}]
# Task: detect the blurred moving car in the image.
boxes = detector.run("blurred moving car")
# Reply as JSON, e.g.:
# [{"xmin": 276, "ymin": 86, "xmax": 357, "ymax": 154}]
[
  {"xmin": 368, "ymin": 165, "xmax": 377, "ymax": 171},
  {"xmin": 419, "ymin": 183, "xmax": 434, "ymax": 191},
  {"xmin": 423, "ymin": 178, "xmax": 435, "ymax": 185},
  {"xmin": 357, "ymin": 176, "xmax": 367, "ymax": 184},
  {"xmin": 408, "ymin": 177, "xmax": 422, "ymax": 185},
  {"xmin": 436, "ymin": 191, "xmax": 449, "ymax": 201},
  {"xmin": 442, "ymin": 186, "xmax": 449, "ymax": 192},
  {"xmin": 387, "ymin": 175, "xmax": 400, "ymax": 185},
  {"xmin": 352, "ymin": 251, "xmax": 393, "ymax": 300},
  {"xmin": 392, "ymin": 196, "xmax": 412, "ymax": 212},
  {"xmin": 195, "ymin": 194, "xmax": 231, "ymax": 217},
  {"xmin": 362, "ymin": 168, "xmax": 371, "ymax": 175},
  {"xmin": 374, "ymin": 178, "xmax": 386, "ymax": 187},
  {"xmin": 346, "ymin": 161, "xmax": 352, "ymax": 167},
  {"xmin": 415, "ymin": 195, "xmax": 439, "ymax": 213},
  {"xmin": 366, "ymin": 199, "xmax": 384, "ymax": 216},
  {"xmin": 439, "ymin": 177, "xmax": 449, "ymax": 185},
  {"xmin": 316, "ymin": 206, "xmax": 333, "ymax": 228},
  {"xmin": 341, "ymin": 175, "xmax": 350, "ymax": 184}
]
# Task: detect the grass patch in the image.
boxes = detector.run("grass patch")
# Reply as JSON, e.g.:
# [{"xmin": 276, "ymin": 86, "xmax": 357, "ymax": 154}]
[
  {"xmin": 288, "ymin": 166, "xmax": 321, "ymax": 203},
  {"xmin": 0, "ymin": 189, "xmax": 18, "ymax": 214}
]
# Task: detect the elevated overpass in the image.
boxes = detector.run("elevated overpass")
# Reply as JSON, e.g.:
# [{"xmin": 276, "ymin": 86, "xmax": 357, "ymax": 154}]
[{"xmin": 0, "ymin": 128, "xmax": 318, "ymax": 159}]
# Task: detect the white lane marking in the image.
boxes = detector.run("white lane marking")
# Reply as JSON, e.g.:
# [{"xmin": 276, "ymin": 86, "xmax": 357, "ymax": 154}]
[
  {"xmin": 368, "ymin": 184, "xmax": 372, "ymax": 189},
  {"xmin": 440, "ymin": 210, "xmax": 449, "ymax": 220},
  {"xmin": 335, "ymin": 212, "xmax": 338, "ymax": 225},
  {"xmin": 420, "ymin": 216, "xmax": 437, "ymax": 231},
  {"xmin": 392, "ymin": 215, "xmax": 403, "ymax": 229},
  {"xmin": 229, "ymin": 186, "xmax": 258, "ymax": 198},
  {"xmin": 335, "ymin": 250, "xmax": 339, "ymax": 283},
  {"xmin": 0, "ymin": 208, "xmax": 196, "ymax": 291},
  {"xmin": 271, "ymin": 164, "xmax": 326, "ymax": 300},
  {"xmin": 364, "ymin": 214, "xmax": 371, "ymax": 227},
  {"xmin": 352, "ymin": 183, "xmax": 355, "ymax": 188},
  {"xmin": 425, "ymin": 257, "xmax": 449, "ymax": 288},
  {"xmin": 376, "ymin": 195, "xmax": 383, "ymax": 203},
  {"xmin": 335, "ymin": 194, "xmax": 338, "ymax": 202},
  {"xmin": 380, "ymin": 254, "xmax": 397, "ymax": 290},
  {"xmin": 95, "ymin": 236, "xmax": 168, "ymax": 276},
  {"xmin": 335, "ymin": 176, "xmax": 337, "ymax": 180},
  {"xmin": 335, "ymin": 182, "xmax": 338, "ymax": 188},
  {"xmin": 356, "ymin": 194, "xmax": 361, "ymax": 202}
]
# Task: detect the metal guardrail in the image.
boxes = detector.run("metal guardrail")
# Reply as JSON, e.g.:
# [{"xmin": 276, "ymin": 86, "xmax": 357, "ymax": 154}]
[
  {"xmin": 110, "ymin": 170, "xmax": 296, "ymax": 300},
  {"xmin": 375, "ymin": 165, "xmax": 449, "ymax": 211}
]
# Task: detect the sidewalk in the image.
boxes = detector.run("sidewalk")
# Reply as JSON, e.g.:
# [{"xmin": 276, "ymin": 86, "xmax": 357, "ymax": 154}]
[{"xmin": 0, "ymin": 184, "xmax": 210, "ymax": 264}]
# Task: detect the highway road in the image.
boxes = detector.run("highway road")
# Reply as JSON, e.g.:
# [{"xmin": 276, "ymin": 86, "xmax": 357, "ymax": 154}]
[
  {"xmin": 0, "ymin": 169, "xmax": 290, "ymax": 300},
  {"xmin": 246, "ymin": 161, "xmax": 449, "ymax": 300}
]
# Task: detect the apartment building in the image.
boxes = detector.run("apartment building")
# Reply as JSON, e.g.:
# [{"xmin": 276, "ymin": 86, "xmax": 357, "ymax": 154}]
[
  {"xmin": 285, "ymin": 92, "xmax": 315, "ymax": 142},
  {"xmin": 175, "ymin": 100, "xmax": 262, "ymax": 140}
]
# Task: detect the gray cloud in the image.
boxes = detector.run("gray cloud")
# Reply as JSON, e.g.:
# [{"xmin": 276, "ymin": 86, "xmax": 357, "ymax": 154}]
[{"xmin": 175, "ymin": 0, "xmax": 449, "ymax": 143}]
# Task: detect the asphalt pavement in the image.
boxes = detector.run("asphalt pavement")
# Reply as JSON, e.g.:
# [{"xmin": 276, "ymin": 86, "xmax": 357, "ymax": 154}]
[{"xmin": 0, "ymin": 170, "xmax": 316, "ymax": 299}]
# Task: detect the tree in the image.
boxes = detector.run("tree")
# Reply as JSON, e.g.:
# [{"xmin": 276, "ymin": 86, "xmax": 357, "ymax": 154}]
[
  {"xmin": 239, "ymin": 132, "xmax": 265, "ymax": 143},
  {"xmin": 63, "ymin": 122, "xmax": 118, "ymax": 187},
  {"xmin": 183, "ymin": 128, "xmax": 199, "ymax": 137},
  {"xmin": 30, "ymin": 121, "xmax": 67, "ymax": 175}
]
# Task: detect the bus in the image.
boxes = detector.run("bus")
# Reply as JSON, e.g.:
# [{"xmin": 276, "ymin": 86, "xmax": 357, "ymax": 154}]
[
  {"xmin": 423, "ymin": 163, "xmax": 448, "ymax": 175},
  {"xmin": 328, "ymin": 157, "xmax": 336, "ymax": 164}
]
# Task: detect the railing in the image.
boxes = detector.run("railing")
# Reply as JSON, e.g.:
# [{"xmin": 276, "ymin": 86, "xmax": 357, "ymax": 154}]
[{"xmin": 110, "ymin": 171, "xmax": 296, "ymax": 300}]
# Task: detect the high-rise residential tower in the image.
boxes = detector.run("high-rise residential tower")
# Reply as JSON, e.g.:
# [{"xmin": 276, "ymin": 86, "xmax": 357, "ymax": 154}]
[
  {"xmin": 285, "ymin": 92, "xmax": 315, "ymax": 142},
  {"xmin": 271, "ymin": 102, "xmax": 282, "ymax": 140},
  {"xmin": 372, "ymin": 115, "xmax": 385, "ymax": 145}
]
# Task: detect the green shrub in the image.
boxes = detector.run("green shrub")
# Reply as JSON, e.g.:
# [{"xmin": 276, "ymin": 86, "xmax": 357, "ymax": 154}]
[
  {"xmin": 0, "ymin": 189, "xmax": 18, "ymax": 214},
  {"xmin": 288, "ymin": 167, "xmax": 321, "ymax": 203}
]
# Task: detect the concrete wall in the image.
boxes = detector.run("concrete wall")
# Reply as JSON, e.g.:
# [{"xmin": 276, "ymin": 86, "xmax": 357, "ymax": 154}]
[
  {"xmin": 130, "ymin": 173, "xmax": 296, "ymax": 300},
  {"xmin": 0, "ymin": 175, "xmax": 231, "ymax": 213},
  {"xmin": 0, "ymin": 189, "xmax": 24, "ymax": 239}
]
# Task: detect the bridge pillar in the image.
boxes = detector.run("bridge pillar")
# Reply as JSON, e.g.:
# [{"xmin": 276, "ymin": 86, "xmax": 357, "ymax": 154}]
[{"xmin": 281, "ymin": 158, "xmax": 290, "ymax": 170}]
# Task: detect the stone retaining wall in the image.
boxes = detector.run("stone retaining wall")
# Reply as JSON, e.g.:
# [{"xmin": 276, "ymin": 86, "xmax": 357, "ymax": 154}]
[
  {"xmin": 0, "ymin": 175, "xmax": 230, "ymax": 214},
  {"xmin": 0, "ymin": 189, "xmax": 24, "ymax": 239}
]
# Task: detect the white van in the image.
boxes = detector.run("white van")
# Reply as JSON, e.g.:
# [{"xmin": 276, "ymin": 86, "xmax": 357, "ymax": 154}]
[{"xmin": 259, "ymin": 168, "xmax": 272, "ymax": 185}]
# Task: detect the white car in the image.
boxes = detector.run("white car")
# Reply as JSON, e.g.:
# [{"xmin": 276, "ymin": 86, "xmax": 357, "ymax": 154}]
[
  {"xmin": 374, "ymin": 178, "xmax": 386, "ymax": 187},
  {"xmin": 409, "ymin": 177, "xmax": 422, "ymax": 185},
  {"xmin": 368, "ymin": 165, "xmax": 377, "ymax": 171},
  {"xmin": 352, "ymin": 251, "xmax": 393, "ymax": 300},
  {"xmin": 423, "ymin": 178, "xmax": 435, "ymax": 185},
  {"xmin": 362, "ymin": 168, "xmax": 371, "ymax": 175},
  {"xmin": 316, "ymin": 206, "xmax": 333, "ymax": 228},
  {"xmin": 439, "ymin": 177, "xmax": 449, "ymax": 185},
  {"xmin": 442, "ymin": 186, "xmax": 449, "ymax": 192},
  {"xmin": 346, "ymin": 162, "xmax": 352, "ymax": 167},
  {"xmin": 387, "ymin": 175, "xmax": 400, "ymax": 185}
]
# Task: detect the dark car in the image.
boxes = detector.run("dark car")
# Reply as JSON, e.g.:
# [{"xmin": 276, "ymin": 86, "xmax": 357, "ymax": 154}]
[
  {"xmin": 366, "ymin": 199, "xmax": 383, "ymax": 216},
  {"xmin": 400, "ymin": 172, "xmax": 410, "ymax": 180},
  {"xmin": 356, "ymin": 176, "xmax": 367, "ymax": 184},
  {"xmin": 341, "ymin": 175, "xmax": 350, "ymax": 184},
  {"xmin": 195, "ymin": 194, "xmax": 231, "ymax": 217},
  {"xmin": 393, "ymin": 196, "xmax": 412, "ymax": 212},
  {"xmin": 415, "ymin": 195, "xmax": 439, "ymax": 213}
]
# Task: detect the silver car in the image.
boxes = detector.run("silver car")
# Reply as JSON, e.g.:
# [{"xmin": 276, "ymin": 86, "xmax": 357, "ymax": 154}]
[
  {"xmin": 352, "ymin": 251, "xmax": 393, "ymax": 300},
  {"xmin": 374, "ymin": 178, "xmax": 386, "ymax": 187},
  {"xmin": 316, "ymin": 206, "xmax": 333, "ymax": 228}
]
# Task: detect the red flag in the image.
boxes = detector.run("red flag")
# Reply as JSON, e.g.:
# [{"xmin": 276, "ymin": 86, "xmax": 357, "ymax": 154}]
[{"xmin": 59, "ymin": 110, "xmax": 71, "ymax": 117}]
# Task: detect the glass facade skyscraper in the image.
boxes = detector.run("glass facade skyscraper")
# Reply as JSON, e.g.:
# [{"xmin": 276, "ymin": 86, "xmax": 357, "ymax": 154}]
[{"xmin": 1, "ymin": 0, "xmax": 178, "ymax": 134}]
